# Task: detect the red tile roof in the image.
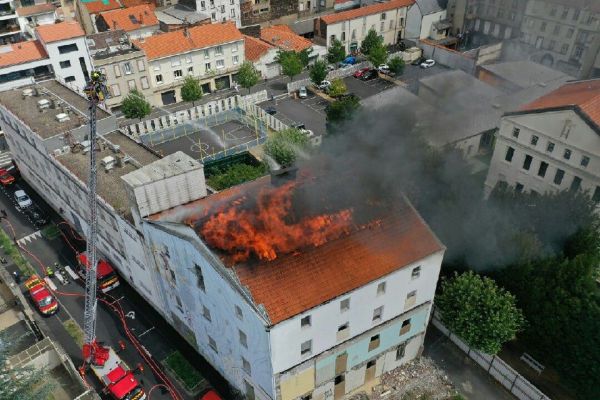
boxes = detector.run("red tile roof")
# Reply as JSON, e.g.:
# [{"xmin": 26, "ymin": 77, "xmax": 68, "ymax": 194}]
[
  {"xmin": 243, "ymin": 35, "xmax": 273, "ymax": 61},
  {"xmin": 16, "ymin": 3, "xmax": 56, "ymax": 17},
  {"xmin": 321, "ymin": 0, "xmax": 415, "ymax": 24},
  {"xmin": 83, "ymin": 0, "xmax": 122, "ymax": 14},
  {"xmin": 99, "ymin": 4, "xmax": 158, "ymax": 32},
  {"xmin": 36, "ymin": 21, "xmax": 85, "ymax": 43},
  {"xmin": 120, "ymin": 0, "xmax": 155, "ymax": 8},
  {"xmin": 134, "ymin": 22, "xmax": 243, "ymax": 60},
  {"xmin": 0, "ymin": 40, "xmax": 48, "ymax": 68},
  {"xmin": 520, "ymin": 80, "xmax": 600, "ymax": 128},
  {"xmin": 260, "ymin": 25, "xmax": 312, "ymax": 52}
]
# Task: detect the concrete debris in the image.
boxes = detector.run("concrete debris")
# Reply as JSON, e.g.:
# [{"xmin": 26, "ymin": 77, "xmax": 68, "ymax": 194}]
[{"xmin": 370, "ymin": 357, "xmax": 457, "ymax": 400}]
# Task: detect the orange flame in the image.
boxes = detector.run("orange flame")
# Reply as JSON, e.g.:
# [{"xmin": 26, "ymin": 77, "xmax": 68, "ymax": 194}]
[{"xmin": 198, "ymin": 181, "xmax": 353, "ymax": 262}]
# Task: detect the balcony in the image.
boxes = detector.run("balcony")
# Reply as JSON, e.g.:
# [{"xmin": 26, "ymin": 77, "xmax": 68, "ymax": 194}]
[
  {"xmin": 0, "ymin": 8, "xmax": 16, "ymax": 20},
  {"xmin": 0, "ymin": 24, "xmax": 19, "ymax": 36}
]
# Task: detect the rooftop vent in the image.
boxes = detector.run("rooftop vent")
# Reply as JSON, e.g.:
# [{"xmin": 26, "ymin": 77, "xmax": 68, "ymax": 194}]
[
  {"xmin": 22, "ymin": 88, "xmax": 33, "ymax": 97},
  {"xmin": 56, "ymin": 113, "xmax": 70, "ymax": 122},
  {"xmin": 111, "ymin": 144, "xmax": 121, "ymax": 153},
  {"xmin": 38, "ymin": 99, "xmax": 51, "ymax": 110},
  {"xmin": 80, "ymin": 140, "xmax": 91, "ymax": 153},
  {"xmin": 101, "ymin": 155, "xmax": 116, "ymax": 172}
]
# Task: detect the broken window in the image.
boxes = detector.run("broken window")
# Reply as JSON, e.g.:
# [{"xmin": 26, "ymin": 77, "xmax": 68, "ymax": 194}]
[
  {"xmin": 405, "ymin": 291, "xmax": 417, "ymax": 309},
  {"xmin": 301, "ymin": 315, "xmax": 311, "ymax": 328},
  {"xmin": 396, "ymin": 343, "xmax": 406, "ymax": 361},
  {"xmin": 400, "ymin": 318, "xmax": 411, "ymax": 335},
  {"xmin": 372, "ymin": 306, "xmax": 383, "ymax": 323},
  {"xmin": 377, "ymin": 282, "xmax": 386, "ymax": 296},
  {"xmin": 411, "ymin": 266, "xmax": 421, "ymax": 279},
  {"xmin": 301, "ymin": 340, "xmax": 312, "ymax": 356},
  {"xmin": 368, "ymin": 334, "xmax": 380, "ymax": 351},
  {"xmin": 194, "ymin": 264, "xmax": 205, "ymax": 291},
  {"xmin": 515, "ymin": 183, "xmax": 524, "ymax": 193},
  {"xmin": 340, "ymin": 298, "xmax": 350, "ymax": 312}
]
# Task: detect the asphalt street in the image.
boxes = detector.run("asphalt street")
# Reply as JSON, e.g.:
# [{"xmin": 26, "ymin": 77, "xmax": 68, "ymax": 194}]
[{"xmin": 0, "ymin": 177, "xmax": 230, "ymax": 400}]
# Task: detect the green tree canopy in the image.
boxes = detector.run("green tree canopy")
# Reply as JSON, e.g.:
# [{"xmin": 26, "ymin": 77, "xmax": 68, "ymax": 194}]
[
  {"xmin": 299, "ymin": 47, "xmax": 314, "ymax": 68},
  {"xmin": 309, "ymin": 59, "xmax": 328, "ymax": 86},
  {"xmin": 368, "ymin": 42, "xmax": 388, "ymax": 68},
  {"xmin": 264, "ymin": 128, "xmax": 310, "ymax": 168},
  {"xmin": 121, "ymin": 89, "xmax": 151, "ymax": 120},
  {"xmin": 325, "ymin": 95, "xmax": 360, "ymax": 126},
  {"xmin": 327, "ymin": 38, "xmax": 346, "ymax": 64},
  {"xmin": 437, "ymin": 271, "xmax": 525, "ymax": 355},
  {"xmin": 328, "ymin": 78, "xmax": 347, "ymax": 98},
  {"xmin": 237, "ymin": 61, "xmax": 260, "ymax": 93},
  {"xmin": 180, "ymin": 76, "xmax": 203, "ymax": 105},
  {"xmin": 388, "ymin": 55, "xmax": 405, "ymax": 75},
  {"xmin": 276, "ymin": 50, "xmax": 303, "ymax": 81},
  {"xmin": 360, "ymin": 29, "xmax": 384, "ymax": 55},
  {"xmin": 206, "ymin": 162, "xmax": 267, "ymax": 190}
]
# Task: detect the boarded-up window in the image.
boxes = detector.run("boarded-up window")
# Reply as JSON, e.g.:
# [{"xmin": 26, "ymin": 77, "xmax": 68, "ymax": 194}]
[
  {"xmin": 405, "ymin": 291, "xmax": 417, "ymax": 310},
  {"xmin": 372, "ymin": 306, "xmax": 383, "ymax": 323},
  {"xmin": 368, "ymin": 334, "xmax": 380, "ymax": 351},
  {"xmin": 400, "ymin": 318, "xmax": 411, "ymax": 335}
]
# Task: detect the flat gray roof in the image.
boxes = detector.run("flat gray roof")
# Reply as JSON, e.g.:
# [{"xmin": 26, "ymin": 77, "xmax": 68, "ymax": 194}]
[
  {"xmin": 57, "ymin": 131, "xmax": 159, "ymax": 217},
  {"xmin": 480, "ymin": 61, "xmax": 574, "ymax": 90},
  {"xmin": 122, "ymin": 151, "xmax": 201, "ymax": 188},
  {"xmin": 0, "ymin": 80, "xmax": 110, "ymax": 139}
]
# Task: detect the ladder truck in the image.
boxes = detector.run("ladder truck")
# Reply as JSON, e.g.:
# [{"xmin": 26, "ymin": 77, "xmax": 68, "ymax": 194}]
[{"xmin": 82, "ymin": 72, "xmax": 146, "ymax": 400}]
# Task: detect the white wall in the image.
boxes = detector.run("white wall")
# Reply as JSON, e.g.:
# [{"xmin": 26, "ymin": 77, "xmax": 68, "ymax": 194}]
[
  {"xmin": 127, "ymin": 25, "xmax": 158, "ymax": 40},
  {"xmin": 0, "ymin": 57, "xmax": 52, "ymax": 91},
  {"xmin": 420, "ymin": 10, "xmax": 446, "ymax": 39},
  {"xmin": 43, "ymin": 36, "xmax": 93, "ymax": 93},
  {"xmin": 195, "ymin": 0, "xmax": 241, "ymax": 27},
  {"xmin": 269, "ymin": 250, "xmax": 444, "ymax": 374},
  {"xmin": 253, "ymin": 48, "xmax": 280, "ymax": 79},
  {"xmin": 485, "ymin": 110, "xmax": 600, "ymax": 197}
]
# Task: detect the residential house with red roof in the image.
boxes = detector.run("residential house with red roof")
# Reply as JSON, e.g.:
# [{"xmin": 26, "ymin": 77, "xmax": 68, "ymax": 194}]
[
  {"xmin": 484, "ymin": 79, "xmax": 600, "ymax": 200},
  {"xmin": 96, "ymin": 4, "xmax": 159, "ymax": 39},
  {"xmin": 75, "ymin": 0, "xmax": 122, "ymax": 34},
  {"xmin": 316, "ymin": 0, "xmax": 414, "ymax": 53},
  {"xmin": 260, "ymin": 24, "xmax": 327, "ymax": 62},
  {"xmin": 133, "ymin": 22, "xmax": 244, "ymax": 105},
  {"xmin": 243, "ymin": 34, "xmax": 280, "ymax": 78},
  {"xmin": 16, "ymin": 3, "xmax": 56, "ymax": 40}
]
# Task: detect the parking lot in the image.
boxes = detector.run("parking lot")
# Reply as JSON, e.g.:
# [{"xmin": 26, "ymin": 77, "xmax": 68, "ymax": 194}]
[
  {"xmin": 260, "ymin": 92, "xmax": 328, "ymax": 136},
  {"xmin": 343, "ymin": 75, "xmax": 396, "ymax": 99},
  {"xmin": 398, "ymin": 63, "xmax": 450, "ymax": 93}
]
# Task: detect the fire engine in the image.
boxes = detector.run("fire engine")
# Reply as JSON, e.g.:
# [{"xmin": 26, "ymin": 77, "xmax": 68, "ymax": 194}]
[
  {"xmin": 90, "ymin": 346, "xmax": 146, "ymax": 400},
  {"xmin": 77, "ymin": 252, "xmax": 120, "ymax": 293},
  {"xmin": 24, "ymin": 274, "xmax": 58, "ymax": 316}
]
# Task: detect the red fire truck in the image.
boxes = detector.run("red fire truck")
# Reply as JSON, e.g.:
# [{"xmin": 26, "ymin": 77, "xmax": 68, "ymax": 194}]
[
  {"xmin": 90, "ymin": 346, "xmax": 146, "ymax": 400},
  {"xmin": 77, "ymin": 252, "xmax": 120, "ymax": 293},
  {"xmin": 24, "ymin": 275, "xmax": 58, "ymax": 316}
]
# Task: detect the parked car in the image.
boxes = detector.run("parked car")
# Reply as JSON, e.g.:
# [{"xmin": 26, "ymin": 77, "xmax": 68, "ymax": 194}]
[
  {"xmin": 298, "ymin": 86, "xmax": 308, "ymax": 98},
  {"xmin": 343, "ymin": 56, "xmax": 356, "ymax": 65},
  {"xmin": 265, "ymin": 106, "xmax": 277, "ymax": 115},
  {"xmin": 14, "ymin": 189, "xmax": 32, "ymax": 209},
  {"xmin": 360, "ymin": 69, "xmax": 378, "ymax": 81},
  {"xmin": 23, "ymin": 204, "xmax": 49, "ymax": 227},
  {"xmin": 353, "ymin": 67, "xmax": 370, "ymax": 78},
  {"xmin": 300, "ymin": 128, "xmax": 315, "ymax": 139},
  {"xmin": 24, "ymin": 275, "xmax": 58, "ymax": 316},
  {"xmin": 377, "ymin": 64, "xmax": 390, "ymax": 73},
  {"xmin": 411, "ymin": 56, "xmax": 427, "ymax": 66},
  {"xmin": 0, "ymin": 168, "xmax": 15, "ymax": 187},
  {"xmin": 420, "ymin": 59, "xmax": 436, "ymax": 68},
  {"xmin": 318, "ymin": 80, "xmax": 332, "ymax": 90}
]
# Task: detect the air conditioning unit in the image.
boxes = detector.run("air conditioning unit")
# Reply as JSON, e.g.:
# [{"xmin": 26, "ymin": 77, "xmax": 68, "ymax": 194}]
[
  {"xmin": 53, "ymin": 148, "xmax": 62, "ymax": 157},
  {"xmin": 22, "ymin": 89, "xmax": 33, "ymax": 97},
  {"xmin": 101, "ymin": 155, "xmax": 116, "ymax": 172},
  {"xmin": 56, "ymin": 113, "xmax": 70, "ymax": 122},
  {"xmin": 81, "ymin": 140, "xmax": 91, "ymax": 153},
  {"xmin": 37, "ymin": 99, "xmax": 50, "ymax": 109}
]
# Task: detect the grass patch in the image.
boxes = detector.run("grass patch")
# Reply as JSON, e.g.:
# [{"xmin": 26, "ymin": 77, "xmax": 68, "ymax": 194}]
[
  {"xmin": 163, "ymin": 351, "xmax": 203, "ymax": 391},
  {"xmin": 63, "ymin": 319, "xmax": 84, "ymax": 347},
  {"xmin": 0, "ymin": 228, "xmax": 34, "ymax": 274},
  {"xmin": 206, "ymin": 162, "xmax": 267, "ymax": 191},
  {"xmin": 41, "ymin": 224, "xmax": 60, "ymax": 240}
]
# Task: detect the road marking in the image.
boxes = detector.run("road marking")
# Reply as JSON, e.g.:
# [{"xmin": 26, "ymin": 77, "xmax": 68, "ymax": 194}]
[
  {"xmin": 125, "ymin": 311, "xmax": 136, "ymax": 320},
  {"xmin": 138, "ymin": 326, "xmax": 155, "ymax": 338},
  {"xmin": 16, "ymin": 230, "xmax": 42, "ymax": 246}
]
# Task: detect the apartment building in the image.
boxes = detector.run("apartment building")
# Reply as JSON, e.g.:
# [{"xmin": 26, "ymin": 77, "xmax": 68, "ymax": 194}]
[
  {"xmin": 75, "ymin": 0, "xmax": 122, "ymax": 35},
  {"xmin": 88, "ymin": 30, "xmax": 155, "ymax": 110},
  {"xmin": 194, "ymin": 0, "xmax": 241, "ymax": 26},
  {"xmin": 96, "ymin": 4, "xmax": 159, "ymax": 39},
  {"xmin": 446, "ymin": 0, "xmax": 527, "ymax": 42},
  {"xmin": 260, "ymin": 24, "xmax": 327, "ymax": 60},
  {"xmin": 519, "ymin": 0, "xmax": 600, "ymax": 79},
  {"xmin": 0, "ymin": 0, "xmax": 22, "ymax": 45},
  {"xmin": 16, "ymin": 3, "xmax": 56, "ymax": 40},
  {"xmin": 134, "ymin": 22, "xmax": 244, "ymax": 105},
  {"xmin": 484, "ymin": 79, "xmax": 600, "ymax": 200},
  {"xmin": 316, "ymin": 0, "xmax": 414, "ymax": 54},
  {"xmin": 244, "ymin": 34, "xmax": 280, "ymax": 78},
  {"xmin": 0, "ymin": 21, "xmax": 92, "ymax": 92},
  {"xmin": 405, "ymin": 0, "xmax": 448, "ymax": 41}
]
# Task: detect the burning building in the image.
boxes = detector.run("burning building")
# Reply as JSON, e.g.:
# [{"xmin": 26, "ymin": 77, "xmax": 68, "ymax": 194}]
[{"xmin": 126, "ymin": 162, "xmax": 445, "ymax": 400}]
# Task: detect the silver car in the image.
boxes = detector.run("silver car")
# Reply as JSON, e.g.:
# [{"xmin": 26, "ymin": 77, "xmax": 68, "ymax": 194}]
[{"xmin": 298, "ymin": 86, "xmax": 308, "ymax": 98}]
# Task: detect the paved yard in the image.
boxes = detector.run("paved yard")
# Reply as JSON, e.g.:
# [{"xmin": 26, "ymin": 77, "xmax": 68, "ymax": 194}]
[
  {"xmin": 398, "ymin": 63, "xmax": 450, "ymax": 93},
  {"xmin": 259, "ymin": 92, "xmax": 328, "ymax": 137},
  {"xmin": 343, "ymin": 75, "xmax": 396, "ymax": 99}
]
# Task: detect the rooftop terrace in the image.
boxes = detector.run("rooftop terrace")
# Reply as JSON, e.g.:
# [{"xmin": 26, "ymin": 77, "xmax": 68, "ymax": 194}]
[{"xmin": 0, "ymin": 80, "xmax": 110, "ymax": 139}]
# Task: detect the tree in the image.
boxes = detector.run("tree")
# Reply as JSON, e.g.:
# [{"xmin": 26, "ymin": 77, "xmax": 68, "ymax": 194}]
[
  {"xmin": 327, "ymin": 38, "xmax": 346, "ymax": 64},
  {"xmin": 327, "ymin": 78, "xmax": 347, "ymax": 98},
  {"xmin": 276, "ymin": 50, "xmax": 303, "ymax": 81},
  {"xmin": 121, "ymin": 89, "xmax": 151, "ymax": 120},
  {"xmin": 388, "ymin": 55, "xmax": 405, "ymax": 75},
  {"xmin": 206, "ymin": 162, "xmax": 267, "ymax": 190},
  {"xmin": 309, "ymin": 59, "xmax": 328, "ymax": 86},
  {"xmin": 180, "ymin": 76, "xmax": 203, "ymax": 105},
  {"xmin": 368, "ymin": 42, "xmax": 388, "ymax": 68},
  {"xmin": 299, "ymin": 47, "xmax": 314, "ymax": 68},
  {"xmin": 237, "ymin": 61, "xmax": 260, "ymax": 93},
  {"xmin": 325, "ymin": 95, "xmax": 360, "ymax": 126},
  {"xmin": 264, "ymin": 128, "xmax": 310, "ymax": 168},
  {"xmin": 0, "ymin": 332, "xmax": 55, "ymax": 399},
  {"xmin": 437, "ymin": 271, "xmax": 525, "ymax": 355},
  {"xmin": 360, "ymin": 29, "xmax": 384, "ymax": 55}
]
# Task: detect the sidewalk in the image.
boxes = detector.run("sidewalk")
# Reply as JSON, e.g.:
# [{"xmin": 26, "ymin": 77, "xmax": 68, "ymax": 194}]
[{"xmin": 424, "ymin": 326, "xmax": 515, "ymax": 400}]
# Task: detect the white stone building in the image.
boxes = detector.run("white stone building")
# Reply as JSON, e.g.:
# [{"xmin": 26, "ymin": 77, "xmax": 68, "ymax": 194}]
[
  {"xmin": 405, "ymin": 0, "xmax": 447, "ymax": 40},
  {"xmin": 16, "ymin": 3, "xmax": 56, "ymax": 40},
  {"xmin": 195, "ymin": 0, "xmax": 241, "ymax": 27},
  {"xmin": 316, "ymin": 0, "xmax": 414, "ymax": 54},
  {"xmin": 134, "ymin": 21, "xmax": 244, "ymax": 105},
  {"xmin": 243, "ymin": 34, "xmax": 280, "ymax": 79},
  {"xmin": 484, "ymin": 79, "xmax": 600, "ymax": 201}
]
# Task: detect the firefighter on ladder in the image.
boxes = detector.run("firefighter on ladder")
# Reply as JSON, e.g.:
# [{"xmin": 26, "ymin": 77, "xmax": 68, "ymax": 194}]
[{"xmin": 84, "ymin": 71, "xmax": 108, "ymax": 104}]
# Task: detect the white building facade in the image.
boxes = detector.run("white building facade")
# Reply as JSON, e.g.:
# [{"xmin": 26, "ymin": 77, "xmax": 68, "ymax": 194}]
[
  {"xmin": 405, "ymin": 0, "xmax": 447, "ymax": 40},
  {"xmin": 195, "ymin": 0, "xmax": 241, "ymax": 27},
  {"xmin": 484, "ymin": 80, "xmax": 600, "ymax": 201}
]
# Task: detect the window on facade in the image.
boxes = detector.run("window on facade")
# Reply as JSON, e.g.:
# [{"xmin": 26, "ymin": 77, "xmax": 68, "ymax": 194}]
[
  {"xmin": 368, "ymin": 334, "xmax": 380, "ymax": 351},
  {"xmin": 123, "ymin": 62, "xmax": 132, "ymax": 74},
  {"xmin": 216, "ymin": 59, "xmax": 224, "ymax": 69},
  {"xmin": 330, "ymin": 34, "xmax": 336, "ymax": 43},
  {"xmin": 59, "ymin": 60, "xmax": 71, "ymax": 68},
  {"xmin": 171, "ymin": 59, "xmax": 181, "ymax": 67},
  {"xmin": 155, "ymin": 74, "xmax": 163, "ymax": 84},
  {"xmin": 200, "ymin": 0, "xmax": 205, "ymax": 9},
  {"xmin": 538, "ymin": 161, "xmax": 548, "ymax": 177},
  {"xmin": 396, "ymin": 343, "xmax": 406, "ymax": 361},
  {"xmin": 405, "ymin": 291, "xmax": 417, "ymax": 308},
  {"xmin": 58, "ymin": 43, "xmax": 78, "ymax": 54},
  {"xmin": 380, "ymin": 12, "xmax": 386, "ymax": 20},
  {"xmin": 566, "ymin": 28, "xmax": 574, "ymax": 39},
  {"xmin": 540, "ymin": 22, "xmax": 546, "ymax": 31},
  {"xmin": 301, "ymin": 315, "xmax": 311, "ymax": 328},
  {"xmin": 111, "ymin": 84, "xmax": 121, "ymax": 96},
  {"xmin": 232, "ymin": 55, "xmax": 239, "ymax": 65},
  {"xmin": 505, "ymin": 146, "xmax": 515, "ymax": 162},
  {"xmin": 203, "ymin": 305, "xmax": 211, "ymax": 321},
  {"xmin": 232, "ymin": 43, "xmax": 238, "ymax": 53},
  {"xmin": 193, "ymin": 264, "xmax": 205, "ymax": 291},
  {"xmin": 523, "ymin": 155, "xmax": 533, "ymax": 170},
  {"xmin": 389, "ymin": 20, "xmax": 393, "ymax": 30},
  {"xmin": 546, "ymin": 142, "xmax": 555, "ymax": 152},
  {"xmin": 512, "ymin": 127, "xmax": 520, "ymax": 138},
  {"xmin": 554, "ymin": 169, "xmax": 565, "ymax": 185},
  {"xmin": 553, "ymin": 24, "xmax": 560, "ymax": 35},
  {"xmin": 376, "ymin": 281, "xmax": 386, "ymax": 295},
  {"xmin": 515, "ymin": 183, "xmax": 524, "ymax": 193},
  {"xmin": 235, "ymin": 305, "xmax": 243, "ymax": 319},
  {"xmin": 411, "ymin": 266, "xmax": 421, "ymax": 279},
  {"xmin": 215, "ymin": 45, "xmax": 223, "ymax": 55},
  {"xmin": 300, "ymin": 395, "xmax": 312, "ymax": 400},
  {"xmin": 114, "ymin": 64, "xmax": 121, "ymax": 77},
  {"xmin": 211, "ymin": 12, "xmax": 216, "ymax": 19},
  {"xmin": 242, "ymin": 357, "xmax": 251, "ymax": 374},
  {"xmin": 208, "ymin": 336, "xmax": 218, "ymax": 352},
  {"xmin": 340, "ymin": 298, "xmax": 350, "ymax": 312},
  {"xmin": 239, "ymin": 330, "xmax": 247, "ymax": 348},
  {"xmin": 530, "ymin": 135, "xmax": 538, "ymax": 145},
  {"xmin": 400, "ymin": 318, "xmax": 411, "ymax": 335},
  {"xmin": 127, "ymin": 80, "xmax": 136, "ymax": 90},
  {"xmin": 300, "ymin": 340, "xmax": 312, "ymax": 356},
  {"xmin": 380, "ymin": 21, "xmax": 384, "ymax": 32},
  {"xmin": 220, "ymin": 5, "xmax": 225, "ymax": 12},
  {"xmin": 338, "ymin": 322, "xmax": 349, "ymax": 332},
  {"xmin": 140, "ymin": 76, "xmax": 149, "ymax": 89},
  {"xmin": 372, "ymin": 306, "xmax": 383, "ymax": 322},
  {"xmin": 137, "ymin": 59, "xmax": 145, "ymax": 71},
  {"xmin": 592, "ymin": 186, "xmax": 600, "ymax": 203},
  {"xmin": 205, "ymin": 62, "xmax": 211, "ymax": 71},
  {"xmin": 581, "ymin": 156, "xmax": 590, "ymax": 167},
  {"xmin": 561, "ymin": 44, "xmax": 569, "ymax": 54},
  {"xmin": 188, "ymin": 66, "xmax": 194, "ymax": 75},
  {"xmin": 174, "ymin": 69, "xmax": 183, "ymax": 78},
  {"xmin": 65, "ymin": 76, "xmax": 76, "ymax": 82},
  {"xmin": 570, "ymin": 176, "xmax": 582, "ymax": 192},
  {"xmin": 175, "ymin": 295, "xmax": 183, "ymax": 310},
  {"xmin": 563, "ymin": 149, "xmax": 571, "ymax": 160}
]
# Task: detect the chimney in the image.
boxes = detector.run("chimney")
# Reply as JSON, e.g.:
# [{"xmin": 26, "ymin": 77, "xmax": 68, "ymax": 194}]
[{"xmin": 183, "ymin": 26, "xmax": 189, "ymax": 37}]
